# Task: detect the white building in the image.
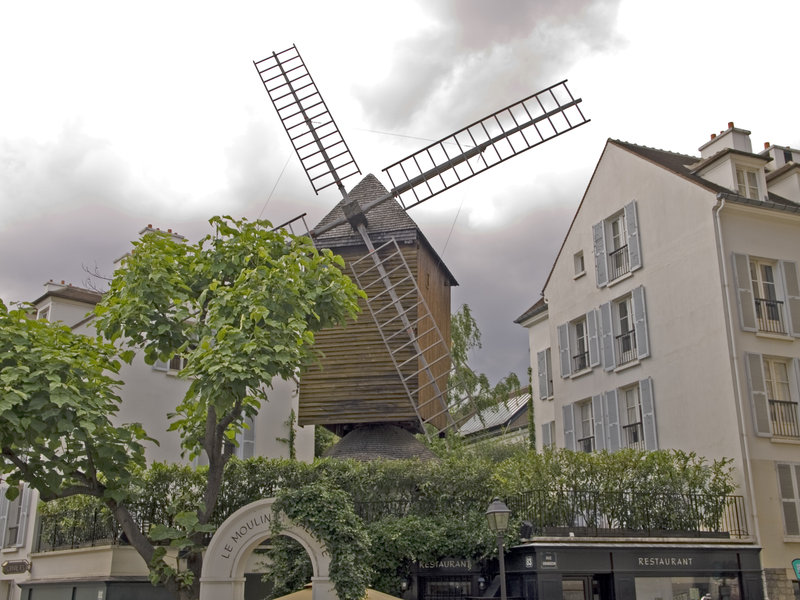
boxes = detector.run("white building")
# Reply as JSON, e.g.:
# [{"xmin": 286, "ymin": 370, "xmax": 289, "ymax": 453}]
[
  {"xmin": 0, "ymin": 226, "xmax": 313, "ymax": 600},
  {"xmin": 516, "ymin": 123, "xmax": 800, "ymax": 600}
]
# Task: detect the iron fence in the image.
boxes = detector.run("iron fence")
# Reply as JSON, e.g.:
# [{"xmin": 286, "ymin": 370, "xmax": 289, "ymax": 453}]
[
  {"xmin": 755, "ymin": 298, "xmax": 786, "ymax": 334},
  {"xmin": 769, "ymin": 399, "xmax": 800, "ymax": 438}
]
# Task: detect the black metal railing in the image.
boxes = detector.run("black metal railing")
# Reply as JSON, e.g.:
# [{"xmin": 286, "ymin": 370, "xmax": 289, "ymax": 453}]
[
  {"xmin": 576, "ymin": 436, "xmax": 594, "ymax": 453},
  {"xmin": 755, "ymin": 298, "xmax": 786, "ymax": 334},
  {"xmin": 769, "ymin": 399, "xmax": 800, "ymax": 438},
  {"xmin": 36, "ymin": 508, "xmax": 126, "ymax": 552},
  {"xmin": 608, "ymin": 245, "xmax": 630, "ymax": 280},
  {"xmin": 506, "ymin": 490, "xmax": 748, "ymax": 539},
  {"xmin": 615, "ymin": 330, "xmax": 636, "ymax": 365},
  {"xmin": 623, "ymin": 422, "xmax": 645, "ymax": 450},
  {"xmin": 36, "ymin": 489, "xmax": 749, "ymax": 553},
  {"xmin": 572, "ymin": 351, "xmax": 589, "ymax": 372}
]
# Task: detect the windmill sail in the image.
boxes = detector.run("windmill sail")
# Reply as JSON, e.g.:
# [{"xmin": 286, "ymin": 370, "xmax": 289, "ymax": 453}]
[{"xmin": 254, "ymin": 46, "xmax": 361, "ymax": 195}]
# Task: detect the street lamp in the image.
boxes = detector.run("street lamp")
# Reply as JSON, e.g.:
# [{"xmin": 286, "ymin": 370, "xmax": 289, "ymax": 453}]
[{"xmin": 486, "ymin": 498, "xmax": 511, "ymax": 600}]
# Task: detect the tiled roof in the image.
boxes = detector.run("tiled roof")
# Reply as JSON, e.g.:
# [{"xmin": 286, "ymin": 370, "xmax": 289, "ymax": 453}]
[
  {"xmin": 458, "ymin": 391, "xmax": 531, "ymax": 436},
  {"xmin": 32, "ymin": 283, "xmax": 103, "ymax": 307},
  {"xmin": 514, "ymin": 296, "xmax": 546, "ymax": 324},
  {"xmin": 313, "ymin": 174, "xmax": 419, "ymax": 248},
  {"xmin": 611, "ymin": 140, "xmax": 800, "ymax": 208},
  {"xmin": 313, "ymin": 174, "xmax": 459, "ymax": 285},
  {"xmin": 323, "ymin": 424, "xmax": 438, "ymax": 461}
]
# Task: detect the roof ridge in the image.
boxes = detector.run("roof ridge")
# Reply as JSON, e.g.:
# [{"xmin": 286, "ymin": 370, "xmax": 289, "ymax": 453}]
[{"xmin": 610, "ymin": 139, "xmax": 698, "ymax": 162}]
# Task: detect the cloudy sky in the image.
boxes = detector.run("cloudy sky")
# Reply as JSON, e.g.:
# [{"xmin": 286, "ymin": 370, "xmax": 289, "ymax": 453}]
[{"xmin": 1, "ymin": 0, "xmax": 799, "ymax": 384}]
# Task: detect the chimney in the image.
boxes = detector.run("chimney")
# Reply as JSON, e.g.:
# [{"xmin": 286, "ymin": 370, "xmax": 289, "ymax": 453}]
[{"xmin": 698, "ymin": 122, "xmax": 753, "ymax": 159}]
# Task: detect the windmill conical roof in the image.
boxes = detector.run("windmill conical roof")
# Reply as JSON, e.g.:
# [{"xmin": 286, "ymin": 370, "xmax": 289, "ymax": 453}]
[{"xmin": 313, "ymin": 174, "xmax": 419, "ymax": 249}]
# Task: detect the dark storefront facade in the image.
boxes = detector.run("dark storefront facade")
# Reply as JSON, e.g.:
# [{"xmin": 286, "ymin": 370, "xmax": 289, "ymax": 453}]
[{"xmin": 412, "ymin": 544, "xmax": 763, "ymax": 600}]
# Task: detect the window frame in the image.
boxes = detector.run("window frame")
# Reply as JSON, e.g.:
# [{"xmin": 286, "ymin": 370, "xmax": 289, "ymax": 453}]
[
  {"xmin": 736, "ymin": 167, "xmax": 759, "ymax": 199},
  {"xmin": 776, "ymin": 462, "xmax": 800, "ymax": 537},
  {"xmin": 593, "ymin": 200, "xmax": 642, "ymax": 288},
  {"xmin": 732, "ymin": 253, "xmax": 800, "ymax": 337},
  {"xmin": 745, "ymin": 353, "xmax": 800, "ymax": 439}
]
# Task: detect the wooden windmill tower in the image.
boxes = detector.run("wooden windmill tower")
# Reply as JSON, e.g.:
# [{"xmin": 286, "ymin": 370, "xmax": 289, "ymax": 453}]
[{"xmin": 254, "ymin": 45, "xmax": 588, "ymax": 454}]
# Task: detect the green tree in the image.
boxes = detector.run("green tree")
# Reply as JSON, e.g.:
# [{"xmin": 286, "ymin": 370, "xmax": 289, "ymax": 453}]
[
  {"xmin": 449, "ymin": 304, "xmax": 521, "ymax": 420},
  {"xmin": 1, "ymin": 216, "xmax": 363, "ymax": 600}
]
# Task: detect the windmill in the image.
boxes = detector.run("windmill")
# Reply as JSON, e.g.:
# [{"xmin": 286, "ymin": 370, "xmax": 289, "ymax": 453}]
[{"xmin": 254, "ymin": 45, "xmax": 588, "ymax": 452}]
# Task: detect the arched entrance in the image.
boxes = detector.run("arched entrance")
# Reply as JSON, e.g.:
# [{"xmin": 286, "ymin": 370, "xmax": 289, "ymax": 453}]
[{"xmin": 200, "ymin": 498, "xmax": 334, "ymax": 600}]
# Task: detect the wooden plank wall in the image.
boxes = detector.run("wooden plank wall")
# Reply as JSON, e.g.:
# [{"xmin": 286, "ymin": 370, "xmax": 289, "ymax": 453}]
[{"xmin": 298, "ymin": 241, "xmax": 420, "ymax": 432}]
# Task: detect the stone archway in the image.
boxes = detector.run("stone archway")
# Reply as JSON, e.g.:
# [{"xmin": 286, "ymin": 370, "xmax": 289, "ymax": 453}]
[{"xmin": 200, "ymin": 498, "xmax": 334, "ymax": 600}]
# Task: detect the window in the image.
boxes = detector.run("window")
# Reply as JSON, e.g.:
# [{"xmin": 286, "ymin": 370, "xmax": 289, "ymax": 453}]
[
  {"xmin": 736, "ymin": 167, "xmax": 759, "ymax": 199},
  {"xmin": 593, "ymin": 200, "xmax": 642, "ymax": 287},
  {"xmin": 577, "ymin": 401, "xmax": 594, "ymax": 452},
  {"xmin": 732, "ymin": 253, "xmax": 800, "ymax": 337},
  {"xmin": 614, "ymin": 296, "xmax": 636, "ymax": 365},
  {"xmin": 777, "ymin": 462, "xmax": 800, "ymax": 536},
  {"xmin": 590, "ymin": 379, "xmax": 657, "ymax": 452},
  {"xmin": 573, "ymin": 251, "xmax": 585, "ymax": 277},
  {"xmin": 36, "ymin": 306, "xmax": 50, "ymax": 321},
  {"xmin": 621, "ymin": 386, "xmax": 645, "ymax": 450},
  {"xmin": 154, "ymin": 355, "xmax": 187, "ymax": 373},
  {"xmin": 557, "ymin": 312, "xmax": 599, "ymax": 378},
  {"xmin": 599, "ymin": 286, "xmax": 650, "ymax": 370},
  {"xmin": 0, "ymin": 484, "xmax": 31, "ymax": 548},
  {"xmin": 744, "ymin": 353, "xmax": 800, "ymax": 439},
  {"xmin": 235, "ymin": 415, "xmax": 255, "ymax": 459},
  {"xmin": 536, "ymin": 348, "xmax": 553, "ymax": 400}
]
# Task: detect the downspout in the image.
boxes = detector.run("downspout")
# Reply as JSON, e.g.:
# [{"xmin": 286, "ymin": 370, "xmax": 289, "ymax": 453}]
[{"xmin": 713, "ymin": 194, "xmax": 767, "ymax": 600}]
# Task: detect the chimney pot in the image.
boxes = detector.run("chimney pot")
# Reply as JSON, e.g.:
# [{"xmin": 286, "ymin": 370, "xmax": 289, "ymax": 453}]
[
  {"xmin": 728, "ymin": 121, "xmax": 734, "ymax": 129},
  {"xmin": 61, "ymin": 280, "xmax": 65, "ymax": 284},
  {"xmin": 711, "ymin": 133, "xmax": 716, "ymax": 139},
  {"xmin": 168, "ymin": 228, "xmax": 172, "ymax": 233},
  {"xmin": 147, "ymin": 224, "xmax": 152, "ymax": 228},
  {"xmin": 764, "ymin": 142, "xmax": 770, "ymax": 149}
]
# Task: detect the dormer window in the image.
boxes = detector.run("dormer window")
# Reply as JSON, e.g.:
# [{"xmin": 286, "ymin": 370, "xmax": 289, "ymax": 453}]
[{"xmin": 736, "ymin": 167, "xmax": 759, "ymax": 199}]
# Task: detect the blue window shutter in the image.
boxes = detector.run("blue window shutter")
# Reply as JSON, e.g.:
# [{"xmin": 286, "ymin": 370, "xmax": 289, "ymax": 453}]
[
  {"xmin": 557, "ymin": 323, "xmax": 571, "ymax": 378},
  {"xmin": 744, "ymin": 352, "xmax": 771, "ymax": 436},
  {"xmin": 592, "ymin": 394, "xmax": 605, "ymax": 451},
  {"xmin": 14, "ymin": 486, "xmax": 31, "ymax": 547},
  {"xmin": 541, "ymin": 422, "xmax": 552, "ymax": 449},
  {"xmin": 731, "ymin": 253, "xmax": 757, "ymax": 332},
  {"xmin": 537, "ymin": 350, "xmax": 548, "ymax": 398},
  {"xmin": 625, "ymin": 200, "xmax": 642, "ymax": 272},
  {"xmin": 632, "ymin": 286, "xmax": 650, "ymax": 359},
  {"xmin": 563, "ymin": 404, "xmax": 575, "ymax": 451},
  {"xmin": 593, "ymin": 221, "xmax": 608, "ymax": 287},
  {"xmin": 604, "ymin": 390, "xmax": 621, "ymax": 451},
  {"xmin": 780, "ymin": 260, "xmax": 800, "ymax": 337},
  {"xmin": 640, "ymin": 378, "xmax": 658, "ymax": 450},
  {"xmin": 599, "ymin": 302, "xmax": 615, "ymax": 370},
  {"xmin": 0, "ymin": 485, "xmax": 8, "ymax": 549},
  {"xmin": 587, "ymin": 310, "xmax": 600, "ymax": 367}
]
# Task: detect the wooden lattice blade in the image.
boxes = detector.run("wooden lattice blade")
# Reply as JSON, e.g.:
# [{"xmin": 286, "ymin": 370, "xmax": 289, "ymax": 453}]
[
  {"xmin": 254, "ymin": 45, "xmax": 361, "ymax": 196},
  {"xmin": 382, "ymin": 80, "xmax": 589, "ymax": 211}
]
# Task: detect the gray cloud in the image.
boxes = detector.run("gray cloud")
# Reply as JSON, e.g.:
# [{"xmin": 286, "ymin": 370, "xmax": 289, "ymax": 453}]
[{"xmin": 354, "ymin": 0, "xmax": 622, "ymax": 134}]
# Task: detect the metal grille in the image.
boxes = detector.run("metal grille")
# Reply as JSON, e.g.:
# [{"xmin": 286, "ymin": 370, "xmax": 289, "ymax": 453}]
[
  {"xmin": 382, "ymin": 80, "xmax": 589, "ymax": 211},
  {"xmin": 254, "ymin": 46, "xmax": 361, "ymax": 194}
]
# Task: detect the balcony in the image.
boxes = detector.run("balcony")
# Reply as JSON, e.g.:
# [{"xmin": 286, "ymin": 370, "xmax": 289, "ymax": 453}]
[
  {"xmin": 572, "ymin": 351, "xmax": 589, "ymax": 372},
  {"xmin": 769, "ymin": 399, "xmax": 800, "ymax": 438},
  {"xmin": 508, "ymin": 490, "xmax": 748, "ymax": 540},
  {"xmin": 755, "ymin": 298, "xmax": 786, "ymax": 334},
  {"xmin": 623, "ymin": 422, "xmax": 645, "ymax": 450},
  {"xmin": 577, "ymin": 436, "xmax": 594, "ymax": 453},
  {"xmin": 615, "ymin": 330, "xmax": 636, "ymax": 365},
  {"xmin": 608, "ymin": 245, "xmax": 630, "ymax": 280}
]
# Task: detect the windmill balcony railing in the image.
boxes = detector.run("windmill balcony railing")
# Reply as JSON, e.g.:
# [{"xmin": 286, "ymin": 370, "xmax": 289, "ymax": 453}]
[
  {"xmin": 615, "ymin": 330, "xmax": 636, "ymax": 365},
  {"xmin": 754, "ymin": 298, "xmax": 786, "ymax": 334},
  {"xmin": 608, "ymin": 245, "xmax": 630, "ymax": 280},
  {"xmin": 769, "ymin": 398, "xmax": 800, "ymax": 438}
]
